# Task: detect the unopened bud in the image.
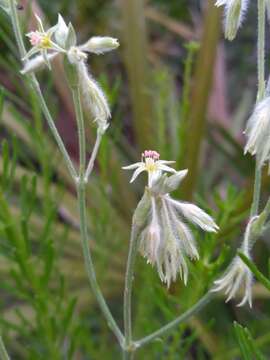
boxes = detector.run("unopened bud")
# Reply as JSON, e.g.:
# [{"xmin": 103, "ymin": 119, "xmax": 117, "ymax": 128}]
[{"xmin": 80, "ymin": 36, "xmax": 119, "ymax": 55}]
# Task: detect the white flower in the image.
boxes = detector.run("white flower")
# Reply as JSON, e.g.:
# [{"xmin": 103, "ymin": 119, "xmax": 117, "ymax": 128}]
[
  {"xmin": 215, "ymin": 0, "xmax": 250, "ymax": 41},
  {"xmin": 244, "ymin": 97, "xmax": 270, "ymax": 167},
  {"xmin": 212, "ymin": 217, "xmax": 256, "ymax": 307},
  {"xmin": 23, "ymin": 14, "xmax": 65, "ymax": 69},
  {"xmin": 21, "ymin": 14, "xmax": 120, "ymax": 74},
  {"xmin": 122, "ymin": 150, "xmax": 177, "ymax": 186},
  {"xmin": 212, "ymin": 256, "xmax": 253, "ymax": 307},
  {"xmin": 126, "ymin": 151, "xmax": 219, "ymax": 286}
]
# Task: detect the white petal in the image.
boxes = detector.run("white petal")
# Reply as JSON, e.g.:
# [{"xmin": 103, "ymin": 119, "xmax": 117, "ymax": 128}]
[
  {"xmin": 122, "ymin": 162, "xmax": 144, "ymax": 170},
  {"xmin": 130, "ymin": 166, "xmax": 146, "ymax": 183},
  {"xmin": 159, "ymin": 164, "xmax": 177, "ymax": 174},
  {"xmin": 169, "ymin": 199, "xmax": 219, "ymax": 232}
]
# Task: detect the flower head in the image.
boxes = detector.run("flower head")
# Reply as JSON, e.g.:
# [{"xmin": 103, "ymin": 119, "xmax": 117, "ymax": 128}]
[
  {"xmin": 215, "ymin": 0, "xmax": 250, "ymax": 41},
  {"xmin": 212, "ymin": 217, "xmax": 256, "ymax": 307},
  {"xmin": 244, "ymin": 97, "xmax": 270, "ymax": 167},
  {"xmin": 122, "ymin": 150, "xmax": 177, "ymax": 186},
  {"xmin": 125, "ymin": 151, "xmax": 219, "ymax": 286},
  {"xmin": 22, "ymin": 14, "xmax": 119, "ymax": 74},
  {"xmin": 21, "ymin": 14, "xmax": 119, "ymax": 132},
  {"xmin": 212, "ymin": 255, "xmax": 253, "ymax": 307},
  {"xmin": 23, "ymin": 14, "xmax": 64, "ymax": 69}
]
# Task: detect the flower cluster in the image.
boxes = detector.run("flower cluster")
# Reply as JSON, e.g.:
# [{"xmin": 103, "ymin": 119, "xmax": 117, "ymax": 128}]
[
  {"xmin": 21, "ymin": 14, "xmax": 119, "ymax": 132},
  {"xmin": 215, "ymin": 0, "xmax": 250, "ymax": 41},
  {"xmin": 123, "ymin": 151, "xmax": 219, "ymax": 287}
]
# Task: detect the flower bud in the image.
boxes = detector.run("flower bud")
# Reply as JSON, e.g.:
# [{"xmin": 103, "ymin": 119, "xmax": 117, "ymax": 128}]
[
  {"xmin": 216, "ymin": 0, "xmax": 249, "ymax": 41},
  {"xmin": 76, "ymin": 61, "xmax": 111, "ymax": 131},
  {"xmin": 80, "ymin": 36, "xmax": 119, "ymax": 55}
]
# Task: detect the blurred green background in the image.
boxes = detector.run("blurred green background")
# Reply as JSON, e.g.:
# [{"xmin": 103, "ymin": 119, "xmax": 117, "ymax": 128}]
[{"xmin": 0, "ymin": 0, "xmax": 269, "ymax": 359}]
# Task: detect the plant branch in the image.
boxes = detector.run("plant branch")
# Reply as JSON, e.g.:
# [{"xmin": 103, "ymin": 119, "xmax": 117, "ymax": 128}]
[
  {"xmin": 250, "ymin": 0, "xmax": 266, "ymax": 218},
  {"xmin": 77, "ymin": 181, "xmax": 124, "ymax": 346},
  {"xmin": 135, "ymin": 291, "xmax": 214, "ymax": 348},
  {"xmin": 72, "ymin": 84, "xmax": 124, "ymax": 346}
]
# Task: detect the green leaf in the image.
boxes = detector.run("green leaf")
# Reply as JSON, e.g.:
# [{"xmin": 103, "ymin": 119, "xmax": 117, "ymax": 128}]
[{"xmin": 234, "ymin": 322, "xmax": 266, "ymax": 360}]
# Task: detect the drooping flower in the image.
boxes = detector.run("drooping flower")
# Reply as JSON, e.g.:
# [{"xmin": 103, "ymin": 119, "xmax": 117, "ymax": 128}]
[
  {"xmin": 212, "ymin": 217, "xmax": 256, "ymax": 307},
  {"xmin": 244, "ymin": 97, "xmax": 270, "ymax": 167},
  {"xmin": 215, "ymin": 0, "xmax": 250, "ymax": 41},
  {"xmin": 212, "ymin": 255, "xmax": 253, "ymax": 307},
  {"xmin": 124, "ymin": 150, "xmax": 219, "ymax": 286}
]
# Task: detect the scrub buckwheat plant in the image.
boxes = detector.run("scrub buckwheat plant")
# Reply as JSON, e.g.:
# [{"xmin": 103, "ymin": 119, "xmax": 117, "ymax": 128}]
[{"xmin": 1, "ymin": 0, "xmax": 270, "ymax": 359}]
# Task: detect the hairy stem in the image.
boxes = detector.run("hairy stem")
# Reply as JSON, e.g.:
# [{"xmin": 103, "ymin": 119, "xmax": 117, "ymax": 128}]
[
  {"xmin": 135, "ymin": 292, "xmax": 213, "ymax": 348},
  {"xmin": 0, "ymin": 335, "xmax": 10, "ymax": 360}
]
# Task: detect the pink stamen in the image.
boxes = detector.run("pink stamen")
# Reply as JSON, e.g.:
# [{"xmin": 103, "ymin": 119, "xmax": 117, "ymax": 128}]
[
  {"xmin": 142, "ymin": 150, "xmax": 160, "ymax": 160},
  {"xmin": 28, "ymin": 31, "xmax": 42, "ymax": 46}
]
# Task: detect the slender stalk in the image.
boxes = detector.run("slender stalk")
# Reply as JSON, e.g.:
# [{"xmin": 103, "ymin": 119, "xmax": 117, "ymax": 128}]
[
  {"xmin": 77, "ymin": 182, "xmax": 124, "ymax": 346},
  {"xmin": 257, "ymin": 0, "xmax": 266, "ymax": 103},
  {"xmin": 72, "ymin": 85, "xmax": 124, "ymax": 346},
  {"xmin": 123, "ymin": 225, "xmax": 139, "ymax": 349},
  {"xmin": 8, "ymin": 0, "xmax": 77, "ymax": 181},
  {"xmin": 250, "ymin": 0, "xmax": 266, "ymax": 218},
  {"xmin": 0, "ymin": 335, "xmax": 10, "ymax": 360},
  {"xmin": 31, "ymin": 78, "xmax": 78, "ymax": 180},
  {"xmin": 135, "ymin": 291, "xmax": 213, "ymax": 348},
  {"xmin": 85, "ymin": 129, "xmax": 103, "ymax": 182}
]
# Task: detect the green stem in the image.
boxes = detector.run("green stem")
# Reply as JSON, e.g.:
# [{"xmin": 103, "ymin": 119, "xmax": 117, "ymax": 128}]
[
  {"xmin": 250, "ymin": 0, "xmax": 266, "ymax": 217},
  {"xmin": 250, "ymin": 161, "xmax": 262, "ymax": 217},
  {"xmin": 249, "ymin": 0, "xmax": 266, "ymax": 218},
  {"xmin": 0, "ymin": 335, "xmax": 10, "ymax": 360},
  {"xmin": 72, "ymin": 85, "xmax": 124, "ymax": 346},
  {"xmin": 30, "ymin": 77, "xmax": 78, "ymax": 180},
  {"xmin": 77, "ymin": 182, "xmax": 124, "ymax": 346},
  {"xmin": 135, "ymin": 292, "xmax": 213, "ymax": 348},
  {"xmin": 8, "ymin": 0, "xmax": 26, "ymax": 57},
  {"xmin": 257, "ymin": 0, "xmax": 266, "ymax": 102},
  {"xmin": 123, "ymin": 225, "xmax": 139, "ymax": 350},
  {"xmin": 8, "ymin": 0, "xmax": 77, "ymax": 181}
]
